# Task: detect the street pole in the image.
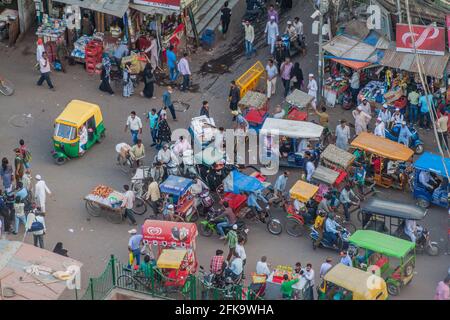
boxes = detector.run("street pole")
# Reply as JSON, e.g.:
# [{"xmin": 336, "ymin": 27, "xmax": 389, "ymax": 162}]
[
  {"xmin": 396, "ymin": 0, "xmax": 402, "ymax": 23},
  {"xmin": 318, "ymin": 10, "xmax": 324, "ymax": 105}
]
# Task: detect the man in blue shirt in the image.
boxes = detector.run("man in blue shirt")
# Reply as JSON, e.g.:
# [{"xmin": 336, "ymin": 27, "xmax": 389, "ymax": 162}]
[
  {"xmin": 398, "ymin": 121, "xmax": 412, "ymax": 146},
  {"xmin": 224, "ymin": 252, "xmax": 243, "ymax": 281},
  {"xmin": 339, "ymin": 251, "xmax": 352, "ymax": 267},
  {"xmin": 270, "ymin": 171, "xmax": 289, "ymax": 206},
  {"xmin": 246, "ymin": 192, "xmax": 264, "ymax": 220},
  {"xmin": 166, "ymin": 45, "xmax": 178, "ymax": 82},
  {"xmin": 418, "ymin": 92, "xmax": 434, "ymax": 129},
  {"xmin": 128, "ymin": 229, "xmax": 143, "ymax": 267},
  {"xmin": 324, "ymin": 213, "xmax": 340, "ymax": 248},
  {"xmin": 147, "ymin": 108, "xmax": 159, "ymax": 147},
  {"xmin": 15, "ymin": 182, "xmax": 28, "ymax": 201},
  {"xmin": 162, "ymin": 86, "xmax": 177, "ymax": 121},
  {"xmin": 113, "ymin": 41, "xmax": 129, "ymax": 68}
]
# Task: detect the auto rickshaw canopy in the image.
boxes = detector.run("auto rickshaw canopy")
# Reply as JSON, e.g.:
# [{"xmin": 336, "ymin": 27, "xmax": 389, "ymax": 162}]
[
  {"xmin": 289, "ymin": 180, "xmax": 319, "ymax": 202},
  {"xmin": 361, "ymin": 198, "xmax": 427, "ymax": 221},
  {"xmin": 350, "ymin": 132, "xmax": 414, "ymax": 161},
  {"xmin": 55, "ymin": 100, "xmax": 103, "ymax": 128},
  {"xmin": 323, "ymin": 263, "xmax": 387, "ymax": 300},
  {"xmin": 413, "ymin": 152, "xmax": 450, "ymax": 177},
  {"xmin": 349, "ymin": 230, "xmax": 415, "ymax": 259},
  {"xmin": 156, "ymin": 249, "xmax": 188, "ymax": 269}
]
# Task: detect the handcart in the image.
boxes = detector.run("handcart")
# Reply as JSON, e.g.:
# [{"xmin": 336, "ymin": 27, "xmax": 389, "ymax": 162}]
[{"xmin": 283, "ymin": 89, "xmax": 314, "ymax": 121}]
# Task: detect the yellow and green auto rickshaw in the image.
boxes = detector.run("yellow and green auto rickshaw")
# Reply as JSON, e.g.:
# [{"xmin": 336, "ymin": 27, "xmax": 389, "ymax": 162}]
[
  {"xmin": 52, "ymin": 100, "xmax": 105, "ymax": 165},
  {"xmin": 318, "ymin": 263, "xmax": 388, "ymax": 300}
]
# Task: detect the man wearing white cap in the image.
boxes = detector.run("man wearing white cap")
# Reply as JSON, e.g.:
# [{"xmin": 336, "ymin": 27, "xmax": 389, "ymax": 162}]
[
  {"xmin": 264, "ymin": 16, "xmax": 279, "ymax": 54},
  {"xmin": 374, "ymin": 117, "xmax": 386, "ymax": 138},
  {"xmin": 379, "ymin": 104, "xmax": 392, "ymax": 127},
  {"xmin": 358, "ymin": 98, "xmax": 371, "ymax": 116},
  {"xmin": 128, "ymin": 228, "xmax": 143, "ymax": 267},
  {"xmin": 352, "ymin": 106, "xmax": 372, "ymax": 135},
  {"xmin": 398, "ymin": 121, "xmax": 412, "ymax": 146},
  {"xmin": 390, "ymin": 108, "xmax": 404, "ymax": 127},
  {"xmin": 307, "ymin": 74, "xmax": 318, "ymax": 109},
  {"xmin": 34, "ymin": 174, "xmax": 51, "ymax": 213},
  {"xmin": 285, "ymin": 21, "xmax": 297, "ymax": 45}
]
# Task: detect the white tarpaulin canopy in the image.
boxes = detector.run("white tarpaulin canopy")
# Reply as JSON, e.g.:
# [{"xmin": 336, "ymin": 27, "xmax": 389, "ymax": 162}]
[
  {"xmin": 53, "ymin": 0, "xmax": 129, "ymax": 18},
  {"xmin": 260, "ymin": 118, "xmax": 324, "ymax": 139}
]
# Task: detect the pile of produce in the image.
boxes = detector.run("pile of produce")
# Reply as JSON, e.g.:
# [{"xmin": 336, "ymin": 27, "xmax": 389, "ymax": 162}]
[{"xmin": 91, "ymin": 185, "xmax": 114, "ymax": 198}]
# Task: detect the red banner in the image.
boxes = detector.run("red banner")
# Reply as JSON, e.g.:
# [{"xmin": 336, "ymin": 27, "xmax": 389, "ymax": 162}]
[
  {"xmin": 133, "ymin": 0, "xmax": 181, "ymax": 10},
  {"xmin": 396, "ymin": 23, "xmax": 445, "ymax": 56},
  {"xmin": 447, "ymin": 15, "xmax": 450, "ymax": 51}
]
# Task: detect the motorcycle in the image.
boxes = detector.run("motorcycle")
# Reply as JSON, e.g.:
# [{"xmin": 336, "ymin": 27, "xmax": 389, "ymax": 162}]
[
  {"xmin": 199, "ymin": 208, "xmax": 249, "ymax": 243},
  {"xmin": 396, "ymin": 223, "xmax": 440, "ymax": 256},
  {"xmin": 310, "ymin": 225, "xmax": 351, "ymax": 251},
  {"xmin": 199, "ymin": 266, "xmax": 242, "ymax": 300},
  {"xmin": 384, "ymin": 123, "xmax": 424, "ymax": 155},
  {"xmin": 196, "ymin": 189, "xmax": 214, "ymax": 217}
]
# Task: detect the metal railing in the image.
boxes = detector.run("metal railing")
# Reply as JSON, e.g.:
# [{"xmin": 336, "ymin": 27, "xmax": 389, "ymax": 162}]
[{"xmin": 80, "ymin": 255, "xmax": 262, "ymax": 300}]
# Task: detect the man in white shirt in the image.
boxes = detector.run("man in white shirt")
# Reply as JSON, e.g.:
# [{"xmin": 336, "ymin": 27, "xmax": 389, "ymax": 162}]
[
  {"xmin": 34, "ymin": 174, "xmax": 51, "ymax": 213},
  {"xmin": 157, "ymin": 143, "xmax": 173, "ymax": 164},
  {"xmin": 124, "ymin": 111, "xmax": 143, "ymax": 145},
  {"xmin": 391, "ymin": 108, "xmax": 404, "ymax": 126},
  {"xmin": 303, "ymin": 263, "xmax": 315, "ymax": 299},
  {"xmin": 307, "ymin": 74, "xmax": 318, "ymax": 109},
  {"xmin": 173, "ymin": 136, "xmax": 191, "ymax": 156},
  {"xmin": 374, "ymin": 117, "xmax": 385, "ymax": 137},
  {"xmin": 404, "ymin": 219, "xmax": 417, "ymax": 243},
  {"xmin": 121, "ymin": 185, "xmax": 137, "ymax": 225},
  {"xmin": 419, "ymin": 170, "xmax": 437, "ymax": 191},
  {"xmin": 304, "ymin": 151, "xmax": 315, "ymax": 182},
  {"xmin": 26, "ymin": 211, "xmax": 46, "ymax": 248},
  {"xmin": 177, "ymin": 52, "xmax": 191, "ymax": 92},
  {"xmin": 144, "ymin": 34, "xmax": 159, "ymax": 71},
  {"xmin": 350, "ymin": 72, "xmax": 360, "ymax": 104},
  {"xmin": 358, "ymin": 98, "xmax": 371, "ymax": 116},
  {"xmin": 225, "ymin": 252, "xmax": 243, "ymax": 281},
  {"xmin": 293, "ymin": 17, "xmax": 303, "ymax": 45},
  {"xmin": 36, "ymin": 52, "xmax": 54, "ymax": 90},
  {"xmin": 79, "ymin": 124, "xmax": 88, "ymax": 154},
  {"xmin": 272, "ymin": 105, "xmax": 286, "ymax": 119},
  {"xmin": 235, "ymin": 239, "xmax": 247, "ymax": 277},
  {"xmin": 256, "ymin": 256, "xmax": 271, "ymax": 277}
]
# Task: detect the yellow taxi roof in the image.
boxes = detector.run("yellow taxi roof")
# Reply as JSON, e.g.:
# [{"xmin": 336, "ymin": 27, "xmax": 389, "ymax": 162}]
[
  {"xmin": 55, "ymin": 100, "xmax": 102, "ymax": 127},
  {"xmin": 351, "ymin": 132, "xmax": 414, "ymax": 161},
  {"xmin": 156, "ymin": 249, "xmax": 187, "ymax": 269},
  {"xmin": 289, "ymin": 180, "xmax": 319, "ymax": 202},
  {"xmin": 324, "ymin": 263, "xmax": 386, "ymax": 298}
]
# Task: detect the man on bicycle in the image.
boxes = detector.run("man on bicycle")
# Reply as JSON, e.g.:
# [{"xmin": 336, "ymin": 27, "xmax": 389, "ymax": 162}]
[
  {"xmin": 339, "ymin": 185, "xmax": 359, "ymax": 222},
  {"xmin": 130, "ymin": 139, "xmax": 145, "ymax": 167}
]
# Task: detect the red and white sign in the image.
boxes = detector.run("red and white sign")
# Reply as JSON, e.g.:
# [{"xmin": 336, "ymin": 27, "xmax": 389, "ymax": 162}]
[{"xmin": 396, "ymin": 23, "xmax": 445, "ymax": 56}]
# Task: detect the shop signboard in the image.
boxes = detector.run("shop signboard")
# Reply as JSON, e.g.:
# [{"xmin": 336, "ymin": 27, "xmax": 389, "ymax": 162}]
[
  {"xmin": 396, "ymin": 23, "xmax": 445, "ymax": 56},
  {"xmin": 133, "ymin": 0, "xmax": 193, "ymax": 10}
]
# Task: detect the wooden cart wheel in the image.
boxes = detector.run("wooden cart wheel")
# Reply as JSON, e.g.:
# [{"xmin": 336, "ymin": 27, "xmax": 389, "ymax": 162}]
[
  {"xmin": 85, "ymin": 200, "xmax": 102, "ymax": 217},
  {"xmin": 106, "ymin": 210, "xmax": 123, "ymax": 224},
  {"xmin": 172, "ymin": 214, "xmax": 185, "ymax": 222}
]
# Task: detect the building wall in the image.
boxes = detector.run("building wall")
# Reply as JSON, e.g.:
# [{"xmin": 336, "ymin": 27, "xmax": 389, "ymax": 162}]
[{"xmin": 17, "ymin": 0, "xmax": 35, "ymax": 33}]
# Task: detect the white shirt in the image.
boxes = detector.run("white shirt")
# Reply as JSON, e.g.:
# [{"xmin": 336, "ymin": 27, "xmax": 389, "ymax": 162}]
[
  {"xmin": 308, "ymin": 79, "xmax": 318, "ymax": 97},
  {"xmin": 177, "ymin": 57, "xmax": 191, "ymax": 75},
  {"xmin": 36, "ymin": 44, "xmax": 45, "ymax": 62},
  {"xmin": 157, "ymin": 149, "xmax": 172, "ymax": 164},
  {"xmin": 374, "ymin": 122, "xmax": 385, "ymax": 137},
  {"xmin": 230, "ymin": 257, "xmax": 243, "ymax": 275},
  {"xmin": 359, "ymin": 102, "xmax": 371, "ymax": 116},
  {"xmin": 391, "ymin": 113, "xmax": 404, "ymax": 125},
  {"xmin": 319, "ymin": 262, "xmax": 332, "ymax": 278},
  {"xmin": 39, "ymin": 58, "xmax": 51, "ymax": 73},
  {"xmin": 405, "ymin": 219, "xmax": 416, "ymax": 234},
  {"xmin": 306, "ymin": 161, "xmax": 315, "ymax": 182},
  {"xmin": 126, "ymin": 116, "xmax": 143, "ymax": 131},
  {"xmin": 79, "ymin": 126, "xmax": 88, "ymax": 145},
  {"xmin": 303, "ymin": 268, "xmax": 315, "ymax": 286},
  {"xmin": 123, "ymin": 190, "xmax": 135, "ymax": 210},
  {"xmin": 293, "ymin": 21, "xmax": 303, "ymax": 36},
  {"xmin": 256, "ymin": 261, "xmax": 271, "ymax": 276},
  {"xmin": 235, "ymin": 244, "xmax": 246, "ymax": 260}
]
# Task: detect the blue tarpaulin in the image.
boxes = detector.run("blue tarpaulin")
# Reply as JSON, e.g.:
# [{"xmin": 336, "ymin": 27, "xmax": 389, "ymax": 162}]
[{"xmin": 223, "ymin": 171, "xmax": 265, "ymax": 194}]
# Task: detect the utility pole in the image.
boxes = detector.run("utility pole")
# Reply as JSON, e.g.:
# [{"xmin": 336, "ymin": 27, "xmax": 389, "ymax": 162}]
[
  {"xmin": 396, "ymin": 0, "xmax": 402, "ymax": 23},
  {"xmin": 317, "ymin": 0, "xmax": 329, "ymax": 105}
]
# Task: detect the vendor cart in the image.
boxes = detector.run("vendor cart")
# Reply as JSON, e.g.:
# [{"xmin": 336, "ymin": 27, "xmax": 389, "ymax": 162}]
[
  {"xmin": 264, "ymin": 266, "xmax": 313, "ymax": 300},
  {"xmin": 142, "ymin": 220, "xmax": 198, "ymax": 297},
  {"xmin": 236, "ymin": 61, "xmax": 265, "ymax": 97},
  {"xmin": 238, "ymin": 90, "xmax": 269, "ymax": 113},
  {"xmin": 244, "ymin": 109, "xmax": 269, "ymax": 134},
  {"xmin": 160, "ymin": 175, "xmax": 197, "ymax": 222},
  {"xmin": 189, "ymin": 115, "xmax": 218, "ymax": 149},
  {"xmin": 84, "ymin": 185, "xmax": 126, "ymax": 224},
  {"xmin": 283, "ymin": 89, "xmax": 314, "ymax": 121}
]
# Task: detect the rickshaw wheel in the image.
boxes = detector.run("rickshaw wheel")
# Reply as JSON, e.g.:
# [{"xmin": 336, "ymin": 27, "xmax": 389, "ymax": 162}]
[
  {"xmin": 266, "ymin": 218, "xmax": 282, "ymax": 235},
  {"xmin": 85, "ymin": 201, "xmax": 101, "ymax": 217},
  {"xmin": 54, "ymin": 157, "xmax": 67, "ymax": 165},
  {"xmin": 285, "ymin": 218, "xmax": 304, "ymax": 237},
  {"xmin": 416, "ymin": 198, "xmax": 430, "ymax": 209},
  {"xmin": 172, "ymin": 215, "xmax": 185, "ymax": 222},
  {"xmin": 132, "ymin": 197, "xmax": 147, "ymax": 215},
  {"xmin": 415, "ymin": 144, "xmax": 424, "ymax": 155},
  {"xmin": 426, "ymin": 244, "xmax": 439, "ymax": 256},
  {"xmin": 387, "ymin": 283, "xmax": 400, "ymax": 296},
  {"xmin": 357, "ymin": 211, "xmax": 362, "ymax": 222},
  {"xmin": 106, "ymin": 211, "xmax": 123, "ymax": 224},
  {"xmin": 405, "ymin": 264, "xmax": 414, "ymax": 276}
]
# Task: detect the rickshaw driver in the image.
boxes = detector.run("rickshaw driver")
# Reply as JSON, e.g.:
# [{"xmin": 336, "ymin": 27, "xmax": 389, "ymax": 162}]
[
  {"xmin": 157, "ymin": 143, "xmax": 173, "ymax": 165},
  {"xmin": 418, "ymin": 170, "xmax": 439, "ymax": 193},
  {"xmin": 279, "ymin": 138, "xmax": 292, "ymax": 159},
  {"xmin": 78, "ymin": 124, "xmax": 88, "ymax": 155},
  {"xmin": 191, "ymin": 178, "xmax": 209, "ymax": 209},
  {"xmin": 224, "ymin": 251, "xmax": 243, "ymax": 282},
  {"xmin": 318, "ymin": 194, "xmax": 333, "ymax": 214},
  {"xmin": 130, "ymin": 139, "xmax": 145, "ymax": 167},
  {"xmin": 404, "ymin": 219, "xmax": 418, "ymax": 243},
  {"xmin": 151, "ymin": 161, "xmax": 165, "ymax": 184},
  {"xmin": 324, "ymin": 213, "xmax": 340, "ymax": 249}
]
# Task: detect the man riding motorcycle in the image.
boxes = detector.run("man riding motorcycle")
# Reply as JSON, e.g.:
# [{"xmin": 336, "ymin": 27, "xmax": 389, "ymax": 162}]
[
  {"xmin": 191, "ymin": 178, "xmax": 209, "ymax": 210},
  {"xmin": 323, "ymin": 213, "xmax": 341, "ymax": 249}
]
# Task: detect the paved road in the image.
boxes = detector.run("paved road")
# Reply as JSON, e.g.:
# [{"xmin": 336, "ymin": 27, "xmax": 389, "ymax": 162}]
[{"xmin": 0, "ymin": 0, "xmax": 447, "ymax": 300}]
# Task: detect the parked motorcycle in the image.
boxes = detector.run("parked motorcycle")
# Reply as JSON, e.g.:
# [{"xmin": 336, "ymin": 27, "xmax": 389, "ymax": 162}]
[
  {"xmin": 199, "ymin": 266, "xmax": 242, "ymax": 300},
  {"xmin": 199, "ymin": 208, "xmax": 249, "ymax": 243},
  {"xmin": 384, "ymin": 123, "xmax": 424, "ymax": 154}
]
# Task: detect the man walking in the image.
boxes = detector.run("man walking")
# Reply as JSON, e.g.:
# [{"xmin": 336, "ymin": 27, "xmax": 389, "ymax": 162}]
[
  {"xmin": 307, "ymin": 74, "xmax": 318, "ymax": 109},
  {"xmin": 349, "ymin": 71, "xmax": 360, "ymax": 105},
  {"xmin": 335, "ymin": 120, "xmax": 351, "ymax": 151},
  {"xmin": 407, "ymin": 86, "xmax": 420, "ymax": 124},
  {"xmin": 37, "ymin": 52, "xmax": 55, "ymax": 90},
  {"xmin": 122, "ymin": 185, "xmax": 137, "ymax": 225},
  {"xmin": 200, "ymin": 100, "xmax": 210, "ymax": 118},
  {"xmin": 271, "ymin": 171, "xmax": 289, "ymax": 205},
  {"xmin": 34, "ymin": 174, "xmax": 51, "ymax": 214},
  {"xmin": 319, "ymin": 257, "xmax": 333, "ymax": 278},
  {"xmin": 437, "ymin": 112, "xmax": 449, "ymax": 150},
  {"xmin": 128, "ymin": 229, "xmax": 143, "ymax": 267},
  {"xmin": 177, "ymin": 52, "xmax": 191, "ymax": 92},
  {"xmin": 125, "ymin": 111, "xmax": 143, "ymax": 145},
  {"xmin": 280, "ymin": 57, "xmax": 293, "ymax": 97},
  {"xmin": 162, "ymin": 86, "xmax": 177, "ymax": 121},
  {"xmin": 265, "ymin": 17, "xmax": 279, "ymax": 55},
  {"xmin": 145, "ymin": 177, "xmax": 161, "ymax": 216},
  {"xmin": 220, "ymin": 1, "xmax": 232, "ymax": 38},
  {"xmin": 228, "ymin": 81, "xmax": 240, "ymax": 113},
  {"xmin": 265, "ymin": 59, "xmax": 278, "ymax": 99},
  {"xmin": 243, "ymin": 20, "xmax": 256, "ymax": 58},
  {"xmin": 147, "ymin": 109, "xmax": 158, "ymax": 147},
  {"xmin": 166, "ymin": 45, "xmax": 178, "ymax": 82}
]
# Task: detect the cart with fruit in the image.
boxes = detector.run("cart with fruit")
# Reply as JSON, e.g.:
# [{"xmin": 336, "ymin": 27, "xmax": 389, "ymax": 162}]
[{"xmin": 84, "ymin": 185, "xmax": 146, "ymax": 223}]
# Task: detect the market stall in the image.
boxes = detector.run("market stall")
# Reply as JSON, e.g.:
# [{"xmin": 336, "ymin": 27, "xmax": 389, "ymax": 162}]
[{"xmin": 263, "ymin": 265, "xmax": 313, "ymax": 300}]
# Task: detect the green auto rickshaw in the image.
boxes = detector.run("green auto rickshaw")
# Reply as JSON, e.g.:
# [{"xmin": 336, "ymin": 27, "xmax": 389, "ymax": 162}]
[
  {"xmin": 52, "ymin": 100, "xmax": 105, "ymax": 165},
  {"xmin": 348, "ymin": 230, "xmax": 416, "ymax": 296}
]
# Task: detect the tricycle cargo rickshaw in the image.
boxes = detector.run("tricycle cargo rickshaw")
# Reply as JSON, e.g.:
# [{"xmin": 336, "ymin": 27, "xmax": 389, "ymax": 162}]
[
  {"xmin": 350, "ymin": 132, "xmax": 414, "ymax": 190},
  {"xmin": 52, "ymin": 100, "xmax": 105, "ymax": 165},
  {"xmin": 159, "ymin": 175, "xmax": 197, "ymax": 222},
  {"xmin": 348, "ymin": 230, "xmax": 416, "ymax": 296},
  {"xmin": 358, "ymin": 197, "xmax": 439, "ymax": 256},
  {"xmin": 260, "ymin": 118, "xmax": 324, "ymax": 169},
  {"xmin": 318, "ymin": 263, "xmax": 388, "ymax": 300},
  {"xmin": 412, "ymin": 151, "xmax": 450, "ymax": 209}
]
